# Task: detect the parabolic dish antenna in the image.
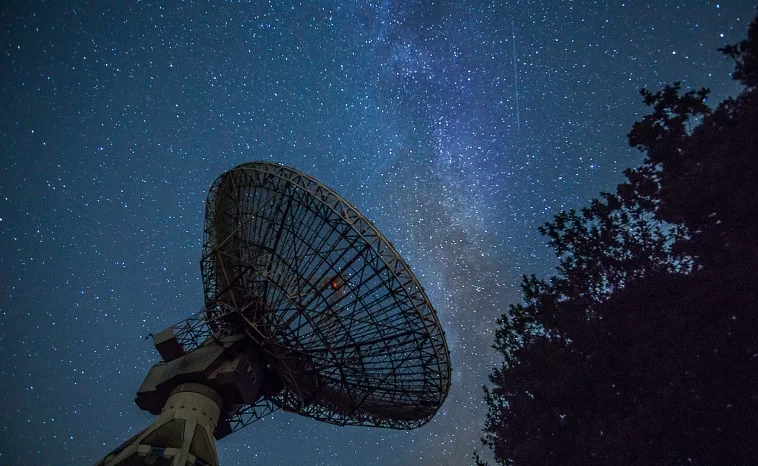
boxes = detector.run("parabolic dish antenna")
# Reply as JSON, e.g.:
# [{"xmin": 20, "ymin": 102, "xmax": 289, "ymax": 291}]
[{"xmin": 97, "ymin": 162, "xmax": 451, "ymax": 466}]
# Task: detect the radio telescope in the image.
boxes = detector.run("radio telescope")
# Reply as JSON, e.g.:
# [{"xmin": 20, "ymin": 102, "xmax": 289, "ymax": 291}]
[{"xmin": 96, "ymin": 162, "xmax": 451, "ymax": 466}]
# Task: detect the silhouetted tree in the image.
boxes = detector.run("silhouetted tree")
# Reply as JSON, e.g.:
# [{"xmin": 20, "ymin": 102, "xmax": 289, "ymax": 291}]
[{"xmin": 477, "ymin": 13, "xmax": 758, "ymax": 466}]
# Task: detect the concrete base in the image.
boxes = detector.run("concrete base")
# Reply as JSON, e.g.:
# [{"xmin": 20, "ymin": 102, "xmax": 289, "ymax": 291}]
[{"xmin": 96, "ymin": 383, "xmax": 222, "ymax": 466}]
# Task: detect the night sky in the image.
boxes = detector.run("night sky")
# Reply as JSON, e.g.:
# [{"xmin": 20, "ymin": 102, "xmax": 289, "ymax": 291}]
[{"xmin": 1, "ymin": 1, "xmax": 754, "ymax": 465}]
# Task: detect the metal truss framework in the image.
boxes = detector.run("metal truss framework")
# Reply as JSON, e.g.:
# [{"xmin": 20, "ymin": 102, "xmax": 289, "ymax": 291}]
[
  {"xmin": 195, "ymin": 161, "xmax": 451, "ymax": 432},
  {"xmin": 167, "ymin": 309, "xmax": 282, "ymax": 438}
]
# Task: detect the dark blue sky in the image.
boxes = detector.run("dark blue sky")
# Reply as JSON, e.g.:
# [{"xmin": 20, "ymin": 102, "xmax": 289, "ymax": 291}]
[{"xmin": 1, "ymin": 1, "xmax": 754, "ymax": 465}]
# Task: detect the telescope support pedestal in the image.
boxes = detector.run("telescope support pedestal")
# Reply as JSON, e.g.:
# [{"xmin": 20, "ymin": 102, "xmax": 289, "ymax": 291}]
[{"xmin": 97, "ymin": 383, "xmax": 222, "ymax": 466}]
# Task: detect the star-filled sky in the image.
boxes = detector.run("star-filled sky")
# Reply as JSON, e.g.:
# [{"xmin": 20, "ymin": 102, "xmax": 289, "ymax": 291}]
[{"xmin": 1, "ymin": 1, "xmax": 754, "ymax": 465}]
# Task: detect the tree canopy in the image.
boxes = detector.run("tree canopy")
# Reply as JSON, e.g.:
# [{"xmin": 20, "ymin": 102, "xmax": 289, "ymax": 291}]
[{"xmin": 477, "ymin": 13, "xmax": 758, "ymax": 466}]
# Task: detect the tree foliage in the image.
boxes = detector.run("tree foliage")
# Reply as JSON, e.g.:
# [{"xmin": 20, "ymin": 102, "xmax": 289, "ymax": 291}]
[{"xmin": 478, "ymin": 13, "xmax": 758, "ymax": 466}]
